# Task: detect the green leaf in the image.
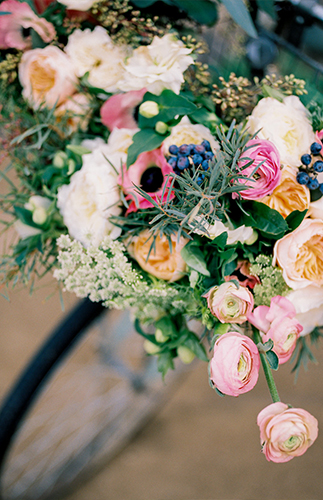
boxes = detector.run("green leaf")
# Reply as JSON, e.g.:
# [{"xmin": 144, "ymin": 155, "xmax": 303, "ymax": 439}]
[
  {"xmin": 14, "ymin": 206, "xmax": 41, "ymax": 229},
  {"xmin": 126, "ymin": 129, "xmax": 168, "ymax": 167},
  {"xmin": 266, "ymin": 350, "xmax": 279, "ymax": 370},
  {"xmin": 183, "ymin": 332, "xmax": 208, "ymax": 361},
  {"xmin": 256, "ymin": 0, "xmax": 276, "ymax": 19},
  {"xmin": 139, "ymin": 90, "xmax": 197, "ymax": 128},
  {"xmin": 0, "ymin": 11, "xmax": 11, "ymax": 15},
  {"xmin": 181, "ymin": 243, "xmax": 210, "ymax": 276},
  {"xmin": 262, "ymin": 84, "xmax": 284, "ymax": 102},
  {"xmin": 172, "ymin": 0, "xmax": 218, "ymax": 26},
  {"xmin": 209, "ymin": 232, "xmax": 228, "ymax": 249},
  {"xmin": 66, "ymin": 145, "xmax": 91, "ymax": 156},
  {"xmin": 242, "ymin": 202, "xmax": 288, "ymax": 236},
  {"xmin": 285, "ymin": 209, "xmax": 307, "ymax": 232},
  {"xmin": 221, "ymin": 0, "xmax": 257, "ymax": 37},
  {"xmin": 155, "ymin": 316, "xmax": 178, "ymax": 339},
  {"xmin": 157, "ymin": 351, "xmax": 175, "ymax": 379}
]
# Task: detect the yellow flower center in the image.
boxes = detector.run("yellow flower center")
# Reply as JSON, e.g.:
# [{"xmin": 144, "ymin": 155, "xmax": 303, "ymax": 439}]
[
  {"xmin": 295, "ymin": 234, "xmax": 323, "ymax": 284},
  {"xmin": 30, "ymin": 57, "xmax": 55, "ymax": 94}
]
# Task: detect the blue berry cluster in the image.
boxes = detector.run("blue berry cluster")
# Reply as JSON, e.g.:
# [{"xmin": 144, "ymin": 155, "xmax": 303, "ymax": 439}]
[
  {"xmin": 297, "ymin": 141, "xmax": 323, "ymax": 193},
  {"xmin": 167, "ymin": 140, "xmax": 214, "ymax": 185}
]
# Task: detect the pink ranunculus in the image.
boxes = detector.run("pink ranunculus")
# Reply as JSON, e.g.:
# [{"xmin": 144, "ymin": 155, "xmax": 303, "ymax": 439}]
[
  {"xmin": 233, "ymin": 138, "xmax": 281, "ymax": 200},
  {"xmin": 257, "ymin": 402, "xmax": 318, "ymax": 463},
  {"xmin": 204, "ymin": 281, "xmax": 254, "ymax": 324},
  {"xmin": 248, "ymin": 295, "xmax": 302, "ymax": 364},
  {"xmin": 119, "ymin": 148, "xmax": 174, "ymax": 213},
  {"xmin": 0, "ymin": 0, "xmax": 56, "ymax": 50},
  {"xmin": 100, "ymin": 89, "xmax": 147, "ymax": 132},
  {"xmin": 209, "ymin": 331, "xmax": 260, "ymax": 396}
]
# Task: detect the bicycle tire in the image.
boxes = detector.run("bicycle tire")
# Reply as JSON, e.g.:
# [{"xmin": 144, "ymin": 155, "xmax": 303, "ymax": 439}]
[{"xmin": 0, "ymin": 299, "xmax": 183, "ymax": 500}]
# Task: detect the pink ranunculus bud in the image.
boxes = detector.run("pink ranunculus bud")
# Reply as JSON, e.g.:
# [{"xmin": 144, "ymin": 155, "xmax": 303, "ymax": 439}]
[
  {"xmin": 0, "ymin": 0, "xmax": 56, "ymax": 50},
  {"xmin": 233, "ymin": 138, "xmax": 281, "ymax": 200},
  {"xmin": 209, "ymin": 331, "xmax": 260, "ymax": 396},
  {"xmin": 248, "ymin": 295, "xmax": 302, "ymax": 364},
  {"xmin": 100, "ymin": 89, "xmax": 147, "ymax": 132},
  {"xmin": 257, "ymin": 402, "xmax": 318, "ymax": 463},
  {"xmin": 204, "ymin": 282, "xmax": 254, "ymax": 324}
]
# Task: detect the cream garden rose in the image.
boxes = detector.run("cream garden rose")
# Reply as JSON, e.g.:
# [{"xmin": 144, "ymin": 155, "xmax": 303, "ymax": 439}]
[
  {"xmin": 57, "ymin": 144, "xmax": 123, "ymax": 247},
  {"xmin": 57, "ymin": 0, "xmax": 96, "ymax": 9},
  {"xmin": 117, "ymin": 34, "xmax": 194, "ymax": 95},
  {"xmin": 65, "ymin": 26, "xmax": 127, "ymax": 92},
  {"xmin": 273, "ymin": 218, "xmax": 323, "ymax": 289},
  {"xmin": 128, "ymin": 229, "xmax": 188, "ymax": 282},
  {"xmin": 247, "ymin": 96, "xmax": 315, "ymax": 168},
  {"xmin": 19, "ymin": 46, "xmax": 77, "ymax": 109},
  {"xmin": 162, "ymin": 116, "xmax": 219, "ymax": 155},
  {"xmin": 259, "ymin": 167, "xmax": 310, "ymax": 219},
  {"xmin": 287, "ymin": 285, "xmax": 323, "ymax": 335}
]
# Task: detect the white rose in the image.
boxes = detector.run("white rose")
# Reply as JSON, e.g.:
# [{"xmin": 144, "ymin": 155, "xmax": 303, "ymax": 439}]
[
  {"xmin": 192, "ymin": 217, "xmax": 255, "ymax": 245},
  {"xmin": 54, "ymin": 93, "xmax": 91, "ymax": 134},
  {"xmin": 57, "ymin": 144, "xmax": 123, "ymax": 247},
  {"xmin": 19, "ymin": 46, "xmax": 77, "ymax": 110},
  {"xmin": 287, "ymin": 286, "xmax": 323, "ymax": 335},
  {"xmin": 57, "ymin": 0, "xmax": 96, "ymax": 9},
  {"xmin": 247, "ymin": 96, "xmax": 315, "ymax": 168},
  {"xmin": 162, "ymin": 116, "xmax": 219, "ymax": 155},
  {"xmin": 117, "ymin": 34, "xmax": 194, "ymax": 95},
  {"xmin": 106, "ymin": 127, "xmax": 138, "ymax": 156},
  {"xmin": 65, "ymin": 26, "xmax": 127, "ymax": 92}
]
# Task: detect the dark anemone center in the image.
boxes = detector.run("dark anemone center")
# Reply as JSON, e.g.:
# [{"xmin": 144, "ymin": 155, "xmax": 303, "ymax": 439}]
[{"xmin": 140, "ymin": 166, "xmax": 163, "ymax": 193}]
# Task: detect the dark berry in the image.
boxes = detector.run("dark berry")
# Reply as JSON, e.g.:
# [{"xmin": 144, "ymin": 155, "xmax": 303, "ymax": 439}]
[
  {"xmin": 300, "ymin": 154, "xmax": 312, "ymax": 166},
  {"xmin": 201, "ymin": 139, "xmax": 211, "ymax": 151},
  {"xmin": 310, "ymin": 142, "xmax": 322, "ymax": 155},
  {"xmin": 197, "ymin": 174, "xmax": 205, "ymax": 185},
  {"xmin": 167, "ymin": 156, "xmax": 177, "ymax": 169},
  {"xmin": 169, "ymin": 144, "xmax": 178, "ymax": 155},
  {"xmin": 201, "ymin": 160, "xmax": 210, "ymax": 171},
  {"xmin": 313, "ymin": 160, "xmax": 323, "ymax": 173},
  {"xmin": 296, "ymin": 172, "xmax": 310, "ymax": 185},
  {"xmin": 178, "ymin": 144, "xmax": 191, "ymax": 156},
  {"xmin": 204, "ymin": 151, "xmax": 214, "ymax": 161},
  {"xmin": 192, "ymin": 153, "xmax": 203, "ymax": 166},
  {"xmin": 177, "ymin": 156, "xmax": 190, "ymax": 170},
  {"xmin": 319, "ymin": 183, "xmax": 323, "ymax": 194},
  {"xmin": 193, "ymin": 144, "xmax": 205, "ymax": 155},
  {"xmin": 307, "ymin": 177, "xmax": 320, "ymax": 190}
]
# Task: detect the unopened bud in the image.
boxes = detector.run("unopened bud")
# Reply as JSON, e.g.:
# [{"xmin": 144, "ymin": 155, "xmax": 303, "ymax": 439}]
[
  {"xmin": 245, "ymin": 229, "xmax": 258, "ymax": 245},
  {"xmin": 155, "ymin": 328, "xmax": 169, "ymax": 343},
  {"xmin": 155, "ymin": 121, "xmax": 168, "ymax": 135},
  {"xmin": 143, "ymin": 339, "xmax": 160, "ymax": 355},
  {"xmin": 53, "ymin": 151, "xmax": 68, "ymax": 169},
  {"xmin": 139, "ymin": 100, "xmax": 159, "ymax": 118},
  {"xmin": 67, "ymin": 159, "xmax": 76, "ymax": 175},
  {"xmin": 32, "ymin": 207, "xmax": 47, "ymax": 225},
  {"xmin": 177, "ymin": 345, "xmax": 195, "ymax": 364}
]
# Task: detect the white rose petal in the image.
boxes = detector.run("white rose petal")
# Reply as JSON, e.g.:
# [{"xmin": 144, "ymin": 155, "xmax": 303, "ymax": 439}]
[
  {"xmin": 247, "ymin": 96, "xmax": 315, "ymax": 168},
  {"xmin": 58, "ymin": 0, "xmax": 96, "ymax": 9},
  {"xmin": 118, "ymin": 34, "xmax": 194, "ymax": 95},
  {"xmin": 287, "ymin": 286, "xmax": 323, "ymax": 335},
  {"xmin": 65, "ymin": 27, "xmax": 127, "ymax": 92}
]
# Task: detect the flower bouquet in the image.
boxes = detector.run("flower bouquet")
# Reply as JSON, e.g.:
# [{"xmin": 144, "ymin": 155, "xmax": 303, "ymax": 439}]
[{"xmin": 0, "ymin": 0, "xmax": 322, "ymax": 465}]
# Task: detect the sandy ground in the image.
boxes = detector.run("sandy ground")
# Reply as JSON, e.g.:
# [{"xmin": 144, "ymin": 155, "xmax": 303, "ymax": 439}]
[{"xmin": 0, "ymin": 285, "xmax": 323, "ymax": 500}]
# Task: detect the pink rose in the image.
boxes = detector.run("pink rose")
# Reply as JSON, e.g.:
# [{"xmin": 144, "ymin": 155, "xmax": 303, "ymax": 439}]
[
  {"xmin": 233, "ymin": 138, "xmax": 281, "ymax": 200},
  {"xmin": 100, "ymin": 89, "xmax": 147, "ymax": 132},
  {"xmin": 248, "ymin": 296, "xmax": 302, "ymax": 364},
  {"xmin": 19, "ymin": 46, "xmax": 77, "ymax": 110},
  {"xmin": 204, "ymin": 281, "xmax": 254, "ymax": 324},
  {"xmin": 257, "ymin": 402, "xmax": 318, "ymax": 463},
  {"xmin": 119, "ymin": 148, "xmax": 174, "ymax": 213},
  {"xmin": 209, "ymin": 331, "xmax": 260, "ymax": 396},
  {"xmin": 0, "ymin": 0, "xmax": 56, "ymax": 50}
]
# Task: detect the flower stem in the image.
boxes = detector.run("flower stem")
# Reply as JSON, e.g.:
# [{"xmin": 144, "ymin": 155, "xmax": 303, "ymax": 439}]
[{"xmin": 253, "ymin": 329, "xmax": 280, "ymax": 403}]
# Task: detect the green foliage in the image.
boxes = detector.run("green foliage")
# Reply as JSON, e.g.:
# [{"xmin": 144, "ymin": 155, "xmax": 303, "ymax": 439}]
[
  {"xmin": 308, "ymin": 100, "xmax": 323, "ymax": 132},
  {"xmin": 291, "ymin": 328, "xmax": 323, "ymax": 380},
  {"xmin": 221, "ymin": 0, "xmax": 257, "ymax": 38},
  {"xmin": 250, "ymin": 255, "xmax": 289, "ymax": 307},
  {"xmin": 240, "ymin": 202, "xmax": 288, "ymax": 238}
]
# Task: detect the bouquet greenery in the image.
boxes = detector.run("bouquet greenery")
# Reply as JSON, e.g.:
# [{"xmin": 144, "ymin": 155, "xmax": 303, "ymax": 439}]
[{"xmin": 1, "ymin": 0, "xmax": 322, "ymax": 463}]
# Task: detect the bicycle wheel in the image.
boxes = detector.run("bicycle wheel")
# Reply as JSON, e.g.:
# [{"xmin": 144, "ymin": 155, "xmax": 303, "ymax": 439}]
[{"xmin": 0, "ymin": 299, "xmax": 184, "ymax": 500}]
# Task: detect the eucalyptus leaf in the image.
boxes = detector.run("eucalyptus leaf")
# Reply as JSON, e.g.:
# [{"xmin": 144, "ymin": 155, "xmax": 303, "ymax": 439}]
[
  {"xmin": 221, "ymin": 0, "xmax": 257, "ymax": 38},
  {"xmin": 181, "ymin": 243, "xmax": 210, "ymax": 276},
  {"xmin": 266, "ymin": 350, "xmax": 279, "ymax": 370}
]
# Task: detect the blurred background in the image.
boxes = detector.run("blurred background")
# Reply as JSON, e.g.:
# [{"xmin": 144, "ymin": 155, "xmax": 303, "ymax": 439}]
[{"xmin": 2, "ymin": 1, "xmax": 323, "ymax": 499}]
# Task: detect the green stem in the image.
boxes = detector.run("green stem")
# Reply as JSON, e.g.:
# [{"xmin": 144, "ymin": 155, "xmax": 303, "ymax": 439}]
[{"xmin": 253, "ymin": 329, "xmax": 280, "ymax": 403}]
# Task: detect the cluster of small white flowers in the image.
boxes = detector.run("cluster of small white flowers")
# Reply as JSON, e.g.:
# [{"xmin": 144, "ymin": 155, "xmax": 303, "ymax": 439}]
[{"xmin": 54, "ymin": 235, "xmax": 189, "ymax": 322}]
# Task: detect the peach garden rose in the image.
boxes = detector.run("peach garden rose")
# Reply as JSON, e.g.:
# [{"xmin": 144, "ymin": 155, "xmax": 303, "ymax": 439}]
[
  {"xmin": 209, "ymin": 331, "xmax": 260, "ymax": 396},
  {"xmin": 128, "ymin": 229, "xmax": 188, "ymax": 282},
  {"xmin": 257, "ymin": 402, "xmax": 318, "ymax": 463}
]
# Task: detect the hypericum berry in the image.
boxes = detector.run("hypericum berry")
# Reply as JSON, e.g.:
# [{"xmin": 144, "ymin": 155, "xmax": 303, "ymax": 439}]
[
  {"xmin": 201, "ymin": 160, "xmax": 210, "ymax": 171},
  {"xmin": 204, "ymin": 151, "xmax": 214, "ymax": 161},
  {"xmin": 313, "ymin": 160, "xmax": 323, "ymax": 173},
  {"xmin": 193, "ymin": 144, "xmax": 205, "ymax": 155},
  {"xmin": 296, "ymin": 172, "xmax": 310, "ymax": 185},
  {"xmin": 167, "ymin": 156, "xmax": 177, "ymax": 169},
  {"xmin": 310, "ymin": 142, "xmax": 322, "ymax": 155},
  {"xmin": 177, "ymin": 156, "xmax": 190, "ymax": 170},
  {"xmin": 201, "ymin": 139, "xmax": 211, "ymax": 151},
  {"xmin": 300, "ymin": 153, "xmax": 312, "ymax": 166},
  {"xmin": 169, "ymin": 144, "xmax": 179, "ymax": 155},
  {"xmin": 307, "ymin": 177, "xmax": 320, "ymax": 190},
  {"xmin": 178, "ymin": 144, "xmax": 191, "ymax": 156},
  {"xmin": 191, "ymin": 153, "xmax": 203, "ymax": 166}
]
